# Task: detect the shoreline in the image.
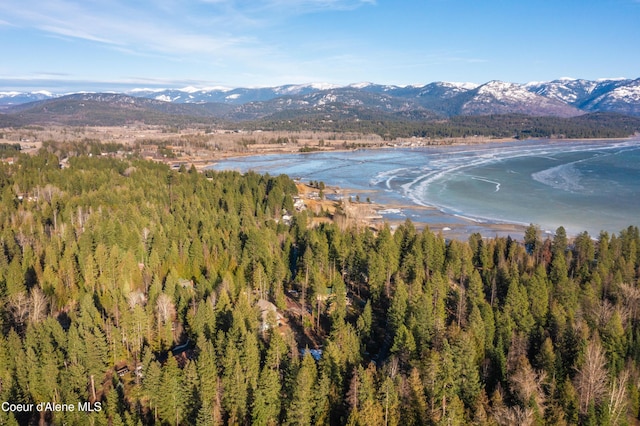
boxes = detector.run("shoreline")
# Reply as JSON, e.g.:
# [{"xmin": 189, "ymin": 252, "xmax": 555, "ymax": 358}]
[
  {"xmin": 198, "ymin": 135, "xmax": 638, "ymax": 169},
  {"xmin": 7, "ymin": 126, "xmax": 637, "ymax": 240},
  {"xmin": 194, "ymin": 135, "xmax": 524, "ymax": 169},
  {"xmin": 296, "ymin": 181, "xmax": 531, "ymax": 241},
  {"xmin": 206, "ymin": 136, "xmax": 640, "ymax": 241}
]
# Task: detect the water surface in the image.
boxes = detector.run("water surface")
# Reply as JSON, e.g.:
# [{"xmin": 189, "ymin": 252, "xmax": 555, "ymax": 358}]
[{"xmin": 211, "ymin": 139, "xmax": 640, "ymax": 237}]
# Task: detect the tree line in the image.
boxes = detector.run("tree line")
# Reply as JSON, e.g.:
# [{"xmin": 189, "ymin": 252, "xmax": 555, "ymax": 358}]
[
  {"xmin": 253, "ymin": 112, "xmax": 640, "ymax": 141},
  {"xmin": 0, "ymin": 150, "xmax": 640, "ymax": 425}
]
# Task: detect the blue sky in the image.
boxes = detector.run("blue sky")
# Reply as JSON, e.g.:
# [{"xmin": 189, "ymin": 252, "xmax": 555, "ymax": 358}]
[{"xmin": 1, "ymin": 0, "xmax": 639, "ymax": 91}]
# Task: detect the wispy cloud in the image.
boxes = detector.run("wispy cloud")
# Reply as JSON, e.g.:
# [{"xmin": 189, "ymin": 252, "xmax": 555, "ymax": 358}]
[
  {"xmin": 256, "ymin": 0, "xmax": 375, "ymax": 12},
  {"xmin": 0, "ymin": 0, "xmax": 386, "ymax": 88},
  {"xmin": 0, "ymin": 1, "xmax": 262, "ymax": 59},
  {"xmin": 198, "ymin": 0, "xmax": 374, "ymax": 11},
  {"xmin": 0, "ymin": 0, "xmax": 372, "ymax": 59},
  {"xmin": 40, "ymin": 25, "xmax": 122, "ymax": 45},
  {"xmin": 190, "ymin": 0, "xmax": 374, "ymax": 29}
]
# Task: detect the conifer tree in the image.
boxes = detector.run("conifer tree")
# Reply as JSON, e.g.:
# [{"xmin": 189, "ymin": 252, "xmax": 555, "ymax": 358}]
[
  {"xmin": 286, "ymin": 353, "xmax": 318, "ymax": 425},
  {"xmin": 252, "ymin": 366, "xmax": 282, "ymax": 425},
  {"xmin": 159, "ymin": 355, "xmax": 187, "ymax": 425}
]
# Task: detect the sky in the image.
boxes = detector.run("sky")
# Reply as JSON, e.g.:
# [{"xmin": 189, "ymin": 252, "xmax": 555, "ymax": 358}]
[{"xmin": 0, "ymin": 0, "xmax": 639, "ymax": 91}]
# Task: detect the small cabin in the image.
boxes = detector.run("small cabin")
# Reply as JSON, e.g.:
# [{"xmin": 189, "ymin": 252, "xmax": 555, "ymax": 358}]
[
  {"xmin": 257, "ymin": 299, "xmax": 283, "ymax": 331},
  {"xmin": 115, "ymin": 363, "xmax": 130, "ymax": 377}
]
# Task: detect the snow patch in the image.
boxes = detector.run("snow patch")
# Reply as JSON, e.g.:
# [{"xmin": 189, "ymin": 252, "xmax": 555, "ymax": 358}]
[
  {"xmin": 309, "ymin": 82, "xmax": 339, "ymax": 90},
  {"xmin": 477, "ymin": 81, "xmax": 537, "ymax": 101},
  {"xmin": 349, "ymin": 82, "xmax": 373, "ymax": 89},
  {"xmin": 32, "ymin": 90, "xmax": 54, "ymax": 96},
  {"xmin": 606, "ymin": 85, "xmax": 640, "ymax": 102},
  {"xmin": 275, "ymin": 83, "xmax": 338, "ymax": 95},
  {"xmin": 129, "ymin": 88, "xmax": 166, "ymax": 93},
  {"xmin": 179, "ymin": 86, "xmax": 201, "ymax": 93},
  {"xmin": 201, "ymin": 86, "xmax": 233, "ymax": 92},
  {"xmin": 317, "ymin": 94, "xmax": 338, "ymax": 105},
  {"xmin": 446, "ymin": 81, "xmax": 479, "ymax": 90},
  {"xmin": 524, "ymin": 81, "xmax": 547, "ymax": 88},
  {"xmin": 178, "ymin": 85, "xmax": 232, "ymax": 93}
]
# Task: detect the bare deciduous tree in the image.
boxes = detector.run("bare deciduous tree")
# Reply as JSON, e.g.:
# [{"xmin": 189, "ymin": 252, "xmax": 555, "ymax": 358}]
[
  {"xmin": 509, "ymin": 356, "xmax": 547, "ymax": 413},
  {"xmin": 492, "ymin": 386, "xmax": 535, "ymax": 426},
  {"xmin": 8, "ymin": 292, "xmax": 30, "ymax": 327},
  {"xmin": 592, "ymin": 299, "xmax": 615, "ymax": 328},
  {"xmin": 128, "ymin": 291, "xmax": 147, "ymax": 310},
  {"xmin": 619, "ymin": 282, "xmax": 640, "ymax": 324},
  {"xmin": 608, "ymin": 368, "xmax": 629, "ymax": 425},
  {"xmin": 494, "ymin": 405, "xmax": 534, "ymax": 426},
  {"xmin": 575, "ymin": 338, "xmax": 609, "ymax": 415},
  {"xmin": 156, "ymin": 293, "xmax": 176, "ymax": 325},
  {"xmin": 29, "ymin": 287, "xmax": 48, "ymax": 324}
]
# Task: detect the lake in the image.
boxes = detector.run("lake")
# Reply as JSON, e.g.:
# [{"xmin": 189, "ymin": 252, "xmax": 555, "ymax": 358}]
[{"xmin": 210, "ymin": 138, "xmax": 640, "ymax": 237}]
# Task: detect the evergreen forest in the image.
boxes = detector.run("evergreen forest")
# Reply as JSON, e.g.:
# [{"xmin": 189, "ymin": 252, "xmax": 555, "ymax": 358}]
[
  {"xmin": 1, "ymin": 150, "xmax": 640, "ymax": 425},
  {"xmin": 253, "ymin": 112, "xmax": 640, "ymax": 141}
]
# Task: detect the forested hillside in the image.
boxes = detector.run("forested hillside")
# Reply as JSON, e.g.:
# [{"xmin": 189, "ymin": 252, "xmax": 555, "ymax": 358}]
[{"xmin": 1, "ymin": 152, "xmax": 640, "ymax": 425}]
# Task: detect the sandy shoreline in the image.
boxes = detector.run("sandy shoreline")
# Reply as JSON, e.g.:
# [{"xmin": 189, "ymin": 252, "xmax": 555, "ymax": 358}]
[{"xmin": 294, "ymin": 180, "xmax": 530, "ymax": 241}]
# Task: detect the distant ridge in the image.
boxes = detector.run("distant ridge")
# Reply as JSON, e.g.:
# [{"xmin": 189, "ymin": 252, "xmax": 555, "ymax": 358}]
[
  {"xmin": 2, "ymin": 78, "xmax": 640, "ymax": 133},
  {"xmin": 2, "ymin": 78, "xmax": 640, "ymax": 119}
]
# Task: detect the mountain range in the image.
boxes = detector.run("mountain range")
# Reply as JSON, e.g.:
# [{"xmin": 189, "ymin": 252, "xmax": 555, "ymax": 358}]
[{"xmin": 1, "ymin": 78, "xmax": 639, "ymax": 126}]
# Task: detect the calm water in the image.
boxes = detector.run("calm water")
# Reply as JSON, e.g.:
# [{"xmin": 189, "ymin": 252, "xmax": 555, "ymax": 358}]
[{"xmin": 211, "ymin": 139, "xmax": 640, "ymax": 236}]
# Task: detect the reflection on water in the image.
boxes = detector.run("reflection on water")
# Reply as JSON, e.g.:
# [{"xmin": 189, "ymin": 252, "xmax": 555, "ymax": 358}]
[{"xmin": 211, "ymin": 138, "xmax": 640, "ymax": 236}]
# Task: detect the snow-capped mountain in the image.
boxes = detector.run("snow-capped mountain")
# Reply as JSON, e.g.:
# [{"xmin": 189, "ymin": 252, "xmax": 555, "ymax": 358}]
[
  {"xmin": 219, "ymin": 87, "xmax": 434, "ymax": 121},
  {"xmin": 579, "ymin": 79, "xmax": 640, "ymax": 116},
  {"xmin": 525, "ymin": 78, "xmax": 600, "ymax": 105},
  {"xmin": 420, "ymin": 81, "xmax": 479, "ymax": 97},
  {"xmin": 0, "ymin": 90, "xmax": 58, "ymax": 107},
  {"xmin": 126, "ymin": 83, "xmax": 340, "ymax": 105},
  {"xmin": 460, "ymin": 81, "xmax": 581, "ymax": 117},
  {"xmin": 523, "ymin": 78, "xmax": 640, "ymax": 116},
  {"xmin": 524, "ymin": 78, "xmax": 630, "ymax": 107},
  {"xmin": 407, "ymin": 82, "xmax": 479, "ymax": 115},
  {"xmin": 302, "ymin": 81, "xmax": 478, "ymax": 116},
  {"xmin": 2, "ymin": 78, "xmax": 640, "ymax": 118}
]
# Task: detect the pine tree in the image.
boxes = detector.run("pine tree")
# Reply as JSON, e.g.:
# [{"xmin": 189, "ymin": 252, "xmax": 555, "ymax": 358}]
[
  {"xmin": 159, "ymin": 355, "xmax": 187, "ymax": 425},
  {"xmin": 221, "ymin": 342, "xmax": 248, "ymax": 424},
  {"xmin": 252, "ymin": 366, "xmax": 282, "ymax": 425},
  {"xmin": 407, "ymin": 367, "xmax": 428, "ymax": 424},
  {"xmin": 524, "ymin": 223, "xmax": 540, "ymax": 255},
  {"xmin": 388, "ymin": 279, "xmax": 408, "ymax": 336},
  {"xmin": 142, "ymin": 360, "xmax": 163, "ymax": 422},
  {"xmin": 286, "ymin": 353, "xmax": 317, "ymax": 425},
  {"xmin": 452, "ymin": 332, "xmax": 482, "ymax": 410}
]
